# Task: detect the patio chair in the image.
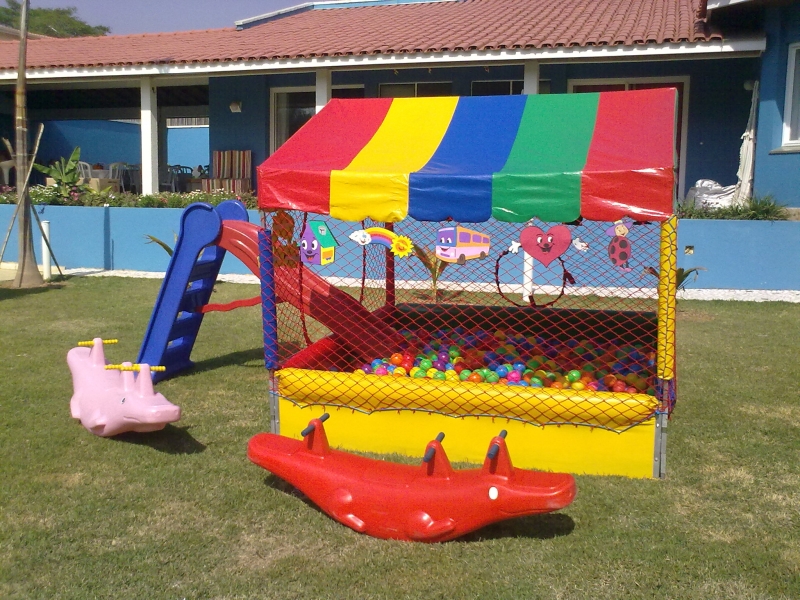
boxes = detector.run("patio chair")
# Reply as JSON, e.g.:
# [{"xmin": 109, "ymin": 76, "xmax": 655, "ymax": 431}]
[
  {"xmin": 77, "ymin": 161, "xmax": 92, "ymax": 180},
  {"xmin": 109, "ymin": 162, "xmax": 125, "ymax": 191},
  {"xmin": 201, "ymin": 150, "xmax": 251, "ymax": 194}
]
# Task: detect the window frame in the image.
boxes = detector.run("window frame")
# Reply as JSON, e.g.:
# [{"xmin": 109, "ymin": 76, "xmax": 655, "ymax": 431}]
[
  {"xmin": 782, "ymin": 42, "xmax": 800, "ymax": 148},
  {"xmin": 568, "ymin": 76, "xmax": 690, "ymax": 200},
  {"xmin": 269, "ymin": 84, "xmax": 364, "ymax": 153},
  {"xmin": 377, "ymin": 81, "xmax": 454, "ymax": 98},
  {"xmin": 470, "ymin": 79, "xmax": 551, "ymax": 96}
]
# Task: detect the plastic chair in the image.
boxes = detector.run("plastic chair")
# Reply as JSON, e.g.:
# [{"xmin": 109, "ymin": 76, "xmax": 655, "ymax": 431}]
[
  {"xmin": 159, "ymin": 166, "xmax": 177, "ymax": 192},
  {"xmin": 77, "ymin": 161, "xmax": 92, "ymax": 180},
  {"xmin": 109, "ymin": 162, "xmax": 125, "ymax": 191}
]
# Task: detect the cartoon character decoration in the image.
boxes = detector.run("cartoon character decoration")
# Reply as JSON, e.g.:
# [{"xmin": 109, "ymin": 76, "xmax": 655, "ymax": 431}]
[
  {"xmin": 605, "ymin": 218, "xmax": 634, "ymax": 273},
  {"xmin": 272, "ymin": 210, "xmax": 299, "ymax": 268},
  {"xmin": 435, "ymin": 226, "xmax": 491, "ymax": 265},
  {"xmin": 511, "ymin": 224, "xmax": 572, "ymax": 267},
  {"xmin": 349, "ymin": 227, "xmax": 414, "ymax": 258},
  {"xmin": 300, "ymin": 220, "xmax": 338, "ymax": 266}
]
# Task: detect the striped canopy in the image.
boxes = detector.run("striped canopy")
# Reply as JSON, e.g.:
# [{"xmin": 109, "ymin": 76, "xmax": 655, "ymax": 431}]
[{"xmin": 257, "ymin": 88, "xmax": 676, "ymax": 223}]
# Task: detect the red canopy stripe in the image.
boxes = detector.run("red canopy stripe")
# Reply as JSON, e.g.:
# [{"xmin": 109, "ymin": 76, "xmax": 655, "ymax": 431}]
[
  {"xmin": 580, "ymin": 88, "xmax": 676, "ymax": 222},
  {"xmin": 257, "ymin": 98, "xmax": 393, "ymax": 215}
]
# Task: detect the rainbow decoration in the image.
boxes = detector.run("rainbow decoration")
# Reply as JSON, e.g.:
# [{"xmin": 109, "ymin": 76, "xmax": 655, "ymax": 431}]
[
  {"xmin": 257, "ymin": 89, "xmax": 677, "ymax": 224},
  {"xmin": 349, "ymin": 227, "xmax": 414, "ymax": 258}
]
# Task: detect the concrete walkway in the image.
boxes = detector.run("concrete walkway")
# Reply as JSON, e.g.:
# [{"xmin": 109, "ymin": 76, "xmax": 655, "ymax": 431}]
[{"xmin": 2, "ymin": 265, "xmax": 799, "ymax": 302}]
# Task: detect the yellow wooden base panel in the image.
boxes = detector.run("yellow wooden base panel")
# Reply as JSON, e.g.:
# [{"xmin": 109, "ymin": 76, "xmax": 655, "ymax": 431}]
[{"xmin": 277, "ymin": 398, "xmax": 657, "ymax": 479}]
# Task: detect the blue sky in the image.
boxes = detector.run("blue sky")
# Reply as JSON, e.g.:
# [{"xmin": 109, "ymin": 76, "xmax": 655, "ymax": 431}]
[{"xmin": 31, "ymin": 1, "xmax": 300, "ymax": 34}]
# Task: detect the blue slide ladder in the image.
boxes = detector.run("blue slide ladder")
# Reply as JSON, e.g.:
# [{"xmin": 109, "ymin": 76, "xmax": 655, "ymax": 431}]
[{"xmin": 137, "ymin": 200, "xmax": 250, "ymax": 382}]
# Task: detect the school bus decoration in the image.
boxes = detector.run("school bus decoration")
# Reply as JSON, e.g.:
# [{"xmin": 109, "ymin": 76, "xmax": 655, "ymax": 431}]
[{"xmin": 436, "ymin": 226, "xmax": 491, "ymax": 264}]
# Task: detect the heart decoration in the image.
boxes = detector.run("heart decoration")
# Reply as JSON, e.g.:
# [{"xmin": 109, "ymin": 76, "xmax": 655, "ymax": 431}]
[{"xmin": 519, "ymin": 225, "xmax": 572, "ymax": 267}]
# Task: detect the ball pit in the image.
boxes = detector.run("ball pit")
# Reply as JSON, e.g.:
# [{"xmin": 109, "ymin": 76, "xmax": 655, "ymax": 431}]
[{"xmin": 348, "ymin": 327, "xmax": 657, "ymax": 396}]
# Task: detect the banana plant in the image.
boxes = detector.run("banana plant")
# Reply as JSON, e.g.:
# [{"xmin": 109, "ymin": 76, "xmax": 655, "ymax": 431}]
[
  {"xmin": 413, "ymin": 244, "xmax": 449, "ymax": 303},
  {"xmin": 33, "ymin": 146, "xmax": 85, "ymax": 199}
]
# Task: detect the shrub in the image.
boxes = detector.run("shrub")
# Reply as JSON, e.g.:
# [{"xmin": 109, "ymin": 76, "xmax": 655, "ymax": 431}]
[
  {"xmin": 0, "ymin": 186, "xmax": 258, "ymax": 209},
  {"xmin": 677, "ymin": 195, "xmax": 789, "ymax": 220}
]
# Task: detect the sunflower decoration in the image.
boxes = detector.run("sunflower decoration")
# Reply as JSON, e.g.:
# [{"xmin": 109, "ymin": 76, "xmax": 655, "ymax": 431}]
[{"xmin": 391, "ymin": 235, "xmax": 414, "ymax": 258}]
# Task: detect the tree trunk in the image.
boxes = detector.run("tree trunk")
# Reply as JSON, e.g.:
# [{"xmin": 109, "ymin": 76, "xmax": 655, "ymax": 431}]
[{"xmin": 12, "ymin": 0, "xmax": 43, "ymax": 288}]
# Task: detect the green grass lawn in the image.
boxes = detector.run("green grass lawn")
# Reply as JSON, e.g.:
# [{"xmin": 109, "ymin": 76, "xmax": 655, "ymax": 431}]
[{"xmin": 1, "ymin": 276, "xmax": 799, "ymax": 599}]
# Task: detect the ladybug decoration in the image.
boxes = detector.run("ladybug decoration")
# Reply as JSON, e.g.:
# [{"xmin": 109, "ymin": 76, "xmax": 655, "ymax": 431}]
[{"xmin": 605, "ymin": 218, "xmax": 634, "ymax": 273}]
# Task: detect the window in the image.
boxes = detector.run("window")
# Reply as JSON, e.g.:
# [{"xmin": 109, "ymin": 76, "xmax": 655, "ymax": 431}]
[
  {"xmin": 471, "ymin": 80, "xmax": 551, "ymax": 96},
  {"xmin": 271, "ymin": 86, "xmax": 365, "ymax": 152},
  {"xmin": 569, "ymin": 77, "xmax": 690, "ymax": 199},
  {"xmin": 784, "ymin": 43, "xmax": 800, "ymax": 146},
  {"xmin": 459, "ymin": 231, "xmax": 471, "ymax": 243},
  {"xmin": 378, "ymin": 82, "xmax": 453, "ymax": 98}
]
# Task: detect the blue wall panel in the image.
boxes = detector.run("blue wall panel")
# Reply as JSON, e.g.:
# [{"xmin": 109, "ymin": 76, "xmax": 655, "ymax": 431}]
[
  {"xmin": 678, "ymin": 220, "xmax": 800, "ymax": 290},
  {"xmin": 38, "ymin": 120, "xmax": 141, "ymax": 167},
  {"xmin": 753, "ymin": 3, "xmax": 800, "ymax": 207},
  {"xmin": 2, "ymin": 205, "xmax": 798, "ymax": 290},
  {"xmin": 166, "ymin": 127, "xmax": 209, "ymax": 168}
]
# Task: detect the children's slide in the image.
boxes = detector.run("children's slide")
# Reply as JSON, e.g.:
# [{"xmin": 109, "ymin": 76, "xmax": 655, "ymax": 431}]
[{"xmin": 138, "ymin": 202, "xmax": 401, "ymax": 381}]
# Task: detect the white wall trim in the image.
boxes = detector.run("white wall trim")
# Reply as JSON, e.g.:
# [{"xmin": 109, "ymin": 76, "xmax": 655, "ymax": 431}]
[
  {"xmin": 568, "ymin": 75, "xmax": 691, "ymax": 200},
  {"xmin": 523, "ymin": 60, "xmax": 539, "ymax": 95},
  {"xmin": 782, "ymin": 42, "xmax": 800, "ymax": 147},
  {"xmin": 315, "ymin": 68, "xmax": 332, "ymax": 113},
  {"xmin": 0, "ymin": 37, "xmax": 766, "ymax": 84},
  {"xmin": 140, "ymin": 78, "xmax": 158, "ymax": 195}
]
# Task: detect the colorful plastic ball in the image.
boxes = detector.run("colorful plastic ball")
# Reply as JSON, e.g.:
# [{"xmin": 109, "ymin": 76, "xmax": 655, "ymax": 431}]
[
  {"xmin": 529, "ymin": 376, "xmax": 543, "ymax": 387},
  {"xmin": 393, "ymin": 367, "xmax": 407, "ymax": 377},
  {"xmin": 571, "ymin": 381, "xmax": 586, "ymax": 391},
  {"xmin": 566, "ymin": 369, "xmax": 582, "ymax": 383},
  {"xmin": 374, "ymin": 366, "xmax": 389, "ymax": 376},
  {"xmin": 467, "ymin": 372, "xmax": 484, "ymax": 383},
  {"xmin": 612, "ymin": 381, "xmax": 627, "ymax": 393},
  {"xmin": 360, "ymin": 364, "xmax": 373, "ymax": 374},
  {"xmin": 438, "ymin": 351, "xmax": 450, "ymax": 363},
  {"xmin": 587, "ymin": 381, "xmax": 599, "ymax": 391},
  {"xmin": 413, "ymin": 369, "xmax": 428, "ymax": 378},
  {"xmin": 485, "ymin": 372, "xmax": 500, "ymax": 383},
  {"xmin": 445, "ymin": 370, "xmax": 459, "ymax": 381},
  {"xmin": 459, "ymin": 370, "xmax": 473, "ymax": 381},
  {"xmin": 507, "ymin": 370, "xmax": 521, "ymax": 382},
  {"xmin": 418, "ymin": 358, "xmax": 433, "ymax": 371},
  {"xmin": 513, "ymin": 361, "xmax": 526, "ymax": 372},
  {"xmin": 432, "ymin": 360, "xmax": 446, "ymax": 371},
  {"xmin": 371, "ymin": 359, "xmax": 385, "ymax": 369},
  {"xmin": 389, "ymin": 353, "xmax": 403, "ymax": 366},
  {"xmin": 453, "ymin": 363, "xmax": 466, "ymax": 375},
  {"xmin": 426, "ymin": 368, "xmax": 439, "ymax": 378},
  {"xmin": 448, "ymin": 346, "xmax": 461, "ymax": 359},
  {"xmin": 625, "ymin": 386, "xmax": 638, "ymax": 394},
  {"xmin": 495, "ymin": 365, "xmax": 509, "ymax": 378},
  {"xmin": 432, "ymin": 371, "xmax": 447, "ymax": 381},
  {"xmin": 550, "ymin": 381, "xmax": 564, "ymax": 389}
]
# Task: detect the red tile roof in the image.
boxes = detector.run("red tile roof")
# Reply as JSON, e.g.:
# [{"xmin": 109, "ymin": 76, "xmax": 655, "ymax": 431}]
[{"xmin": 0, "ymin": 0, "xmax": 721, "ymax": 71}]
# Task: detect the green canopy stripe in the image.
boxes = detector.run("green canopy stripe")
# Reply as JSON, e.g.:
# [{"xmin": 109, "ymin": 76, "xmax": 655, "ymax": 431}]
[{"xmin": 491, "ymin": 93, "xmax": 600, "ymax": 223}]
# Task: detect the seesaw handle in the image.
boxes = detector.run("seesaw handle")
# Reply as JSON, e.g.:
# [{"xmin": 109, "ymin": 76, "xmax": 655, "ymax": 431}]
[{"xmin": 300, "ymin": 412, "xmax": 330, "ymax": 437}]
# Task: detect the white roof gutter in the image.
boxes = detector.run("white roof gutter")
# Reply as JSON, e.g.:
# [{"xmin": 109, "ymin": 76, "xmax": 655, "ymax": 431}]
[{"xmin": 0, "ymin": 35, "xmax": 766, "ymax": 84}]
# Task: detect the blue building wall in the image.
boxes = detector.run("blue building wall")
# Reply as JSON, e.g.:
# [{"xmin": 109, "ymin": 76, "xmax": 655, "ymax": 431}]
[
  {"xmin": 209, "ymin": 75, "xmax": 270, "ymax": 182},
  {"xmin": 753, "ymin": 2, "xmax": 800, "ymax": 207},
  {"xmin": 37, "ymin": 120, "xmax": 141, "ymax": 168},
  {"xmin": 2, "ymin": 204, "xmax": 798, "ymax": 290},
  {"xmin": 208, "ymin": 59, "xmax": 757, "ymax": 200},
  {"xmin": 166, "ymin": 127, "xmax": 209, "ymax": 168}
]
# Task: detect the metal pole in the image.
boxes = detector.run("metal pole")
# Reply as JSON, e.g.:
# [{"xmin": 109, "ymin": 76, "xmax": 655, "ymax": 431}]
[{"xmin": 41, "ymin": 220, "xmax": 50, "ymax": 281}]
